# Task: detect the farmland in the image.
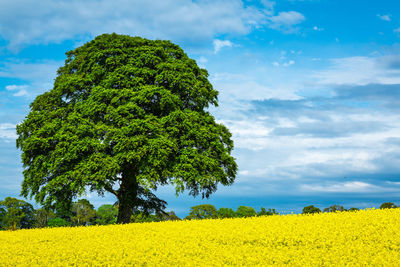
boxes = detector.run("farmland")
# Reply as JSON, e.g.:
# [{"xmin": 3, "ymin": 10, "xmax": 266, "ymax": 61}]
[{"xmin": 1, "ymin": 208, "xmax": 399, "ymax": 266}]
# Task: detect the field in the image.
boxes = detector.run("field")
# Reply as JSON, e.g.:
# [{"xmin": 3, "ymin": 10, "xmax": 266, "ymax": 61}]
[{"xmin": 1, "ymin": 208, "xmax": 400, "ymax": 266}]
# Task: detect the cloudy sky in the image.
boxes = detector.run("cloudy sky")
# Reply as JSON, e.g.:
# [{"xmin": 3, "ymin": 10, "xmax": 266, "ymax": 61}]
[{"xmin": 1, "ymin": 0, "xmax": 400, "ymax": 217}]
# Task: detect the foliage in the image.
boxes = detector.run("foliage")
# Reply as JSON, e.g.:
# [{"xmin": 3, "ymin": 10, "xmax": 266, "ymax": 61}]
[
  {"xmin": 235, "ymin": 206, "xmax": 257, "ymax": 218},
  {"xmin": 348, "ymin": 207, "xmax": 359, "ymax": 212},
  {"xmin": 0, "ymin": 206, "xmax": 5, "ymax": 229},
  {"xmin": 257, "ymin": 207, "xmax": 279, "ymax": 216},
  {"xmin": 95, "ymin": 204, "xmax": 118, "ymax": 225},
  {"xmin": 186, "ymin": 204, "xmax": 218, "ymax": 220},
  {"xmin": 302, "ymin": 205, "xmax": 322, "ymax": 214},
  {"xmin": 0, "ymin": 197, "xmax": 35, "ymax": 230},
  {"xmin": 16, "ymin": 33, "xmax": 237, "ymax": 223},
  {"xmin": 217, "ymin": 207, "xmax": 236, "ymax": 219},
  {"xmin": 53, "ymin": 199, "xmax": 73, "ymax": 222},
  {"xmin": 2, "ymin": 209, "xmax": 400, "ymax": 265},
  {"xmin": 47, "ymin": 217, "xmax": 69, "ymax": 227},
  {"xmin": 34, "ymin": 208, "xmax": 55, "ymax": 228},
  {"xmin": 380, "ymin": 202, "xmax": 397, "ymax": 209},
  {"xmin": 323, "ymin": 205, "xmax": 346, "ymax": 213},
  {"xmin": 155, "ymin": 211, "xmax": 181, "ymax": 221},
  {"xmin": 71, "ymin": 199, "xmax": 96, "ymax": 226}
]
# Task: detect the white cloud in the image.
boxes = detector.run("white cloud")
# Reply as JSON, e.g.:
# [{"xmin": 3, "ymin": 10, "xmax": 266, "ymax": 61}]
[
  {"xmin": 311, "ymin": 56, "xmax": 400, "ymax": 86},
  {"xmin": 313, "ymin": 26, "xmax": 324, "ymax": 31},
  {"xmin": 213, "ymin": 39, "xmax": 233, "ymax": 53},
  {"xmin": 0, "ymin": 60, "xmax": 61, "ymax": 95},
  {"xmin": 283, "ymin": 60, "xmax": 295, "ymax": 67},
  {"xmin": 377, "ymin": 14, "xmax": 391, "ymax": 21},
  {"xmin": 394, "ymin": 27, "xmax": 400, "ymax": 33},
  {"xmin": 268, "ymin": 11, "xmax": 305, "ymax": 32},
  {"xmin": 5, "ymin": 85, "xmax": 28, "ymax": 97},
  {"xmin": 0, "ymin": 0, "xmax": 308, "ymax": 50},
  {"xmin": 211, "ymin": 72, "xmax": 301, "ymax": 102},
  {"xmin": 197, "ymin": 56, "xmax": 208, "ymax": 64},
  {"xmin": 386, "ymin": 181, "xmax": 400, "ymax": 185},
  {"xmin": 0, "ymin": 0, "xmax": 268, "ymax": 49},
  {"xmin": 0, "ymin": 123, "xmax": 17, "ymax": 141},
  {"xmin": 300, "ymin": 181, "xmax": 394, "ymax": 193}
]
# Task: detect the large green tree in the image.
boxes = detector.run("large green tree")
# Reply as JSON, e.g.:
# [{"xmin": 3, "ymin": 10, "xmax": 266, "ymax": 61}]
[{"xmin": 16, "ymin": 33, "xmax": 237, "ymax": 223}]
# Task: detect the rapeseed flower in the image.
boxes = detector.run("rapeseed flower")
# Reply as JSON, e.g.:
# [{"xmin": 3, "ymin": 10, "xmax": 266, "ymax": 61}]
[{"xmin": 1, "ymin": 208, "xmax": 399, "ymax": 266}]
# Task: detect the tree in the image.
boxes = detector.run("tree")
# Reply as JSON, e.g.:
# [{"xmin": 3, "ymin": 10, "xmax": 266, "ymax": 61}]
[
  {"xmin": 71, "ymin": 199, "xmax": 96, "ymax": 226},
  {"xmin": 34, "ymin": 208, "xmax": 55, "ymax": 228},
  {"xmin": 16, "ymin": 33, "xmax": 237, "ymax": 224},
  {"xmin": 95, "ymin": 204, "xmax": 118, "ymax": 225},
  {"xmin": 0, "ymin": 197, "xmax": 35, "ymax": 230},
  {"xmin": 302, "ymin": 205, "xmax": 321, "ymax": 214},
  {"xmin": 258, "ymin": 207, "xmax": 279, "ymax": 216},
  {"xmin": 186, "ymin": 204, "xmax": 218, "ymax": 220},
  {"xmin": 0, "ymin": 206, "xmax": 6, "ymax": 229},
  {"xmin": 379, "ymin": 202, "xmax": 397, "ymax": 209},
  {"xmin": 323, "ymin": 205, "xmax": 346, "ymax": 213},
  {"xmin": 217, "ymin": 207, "xmax": 236, "ymax": 219},
  {"xmin": 47, "ymin": 217, "xmax": 69, "ymax": 228},
  {"xmin": 236, "ymin": 206, "xmax": 257, "ymax": 218},
  {"xmin": 348, "ymin": 207, "xmax": 359, "ymax": 212},
  {"xmin": 157, "ymin": 211, "xmax": 181, "ymax": 221}
]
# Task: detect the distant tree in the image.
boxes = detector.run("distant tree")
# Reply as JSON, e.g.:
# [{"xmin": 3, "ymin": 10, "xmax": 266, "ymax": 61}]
[
  {"xmin": 16, "ymin": 33, "xmax": 238, "ymax": 224},
  {"xmin": 156, "ymin": 211, "xmax": 181, "ymax": 221},
  {"xmin": 0, "ymin": 197, "xmax": 35, "ymax": 230},
  {"xmin": 236, "ymin": 206, "xmax": 257, "ymax": 218},
  {"xmin": 323, "ymin": 205, "xmax": 346, "ymax": 213},
  {"xmin": 379, "ymin": 202, "xmax": 397, "ymax": 209},
  {"xmin": 186, "ymin": 204, "xmax": 218, "ymax": 220},
  {"xmin": 53, "ymin": 198, "xmax": 73, "ymax": 222},
  {"xmin": 302, "ymin": 205, "xmax": 322, "ymax": 214},
  {"xmin": 47, "ymin": 217, "xmax": 69, "ymax": 227},
  {"xmin": 95, "ymin": 204, "xmax": 118, "ymax": 225},
  {"xmin": 257, "ymin": 207, "xmax": 279, "ymax": 216},
  {"xmin": 130, "ymin": 211, "xmax": 155, "ymax": 223},
  {"xmin": 0, "ymin": 206, "xmax": 6, "ymax": 229},
  {"xmin": 34, "ymin": 208, "xmax": 55, "ymax": 228},
  {"xmin": 348, "ymin": 207, "xmax": 359, "ymax": 212},
  {"xmin": 71, "ymin": 199, "xmax": 96, "ymax": 226},
  {"xmin": 217, "ymin": 207, "xmax": 236, "ymax": 219}
]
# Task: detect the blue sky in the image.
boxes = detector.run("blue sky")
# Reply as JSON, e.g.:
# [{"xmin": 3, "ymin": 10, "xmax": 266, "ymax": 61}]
[{"xmin": 1, "ymin": 0, "xmax": 400, "ymax": 217}]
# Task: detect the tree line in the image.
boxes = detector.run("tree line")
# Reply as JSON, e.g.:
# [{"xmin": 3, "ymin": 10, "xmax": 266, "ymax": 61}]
[{"xmin": 1, "ymin": 197, "xmax": 398, "ymax": 230}]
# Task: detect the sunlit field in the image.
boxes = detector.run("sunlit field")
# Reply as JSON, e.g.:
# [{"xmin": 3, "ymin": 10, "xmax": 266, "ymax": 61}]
[{"xmin": 1, "ymin": 208, "xmax": 400, "ymax": 266}]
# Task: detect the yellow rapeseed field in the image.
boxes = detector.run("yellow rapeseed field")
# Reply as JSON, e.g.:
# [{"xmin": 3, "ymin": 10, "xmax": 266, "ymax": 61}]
[{"xmin": 1, "ymin": 208, "xmax": 400, "ymax": 266}]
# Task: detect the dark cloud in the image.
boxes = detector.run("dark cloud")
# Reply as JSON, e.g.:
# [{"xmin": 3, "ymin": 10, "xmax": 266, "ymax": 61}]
[
  {"xmin": 377, "ymin": 55, "xmax": 400, "ymax": 70},
  {"xmin": 334, "ymin": 83, "xmax": 400, "ymax": 101}
]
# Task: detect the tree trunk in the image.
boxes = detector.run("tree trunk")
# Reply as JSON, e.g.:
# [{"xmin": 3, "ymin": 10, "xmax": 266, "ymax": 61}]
[{"xmin": 116, "ymin": 168, "xmax": 138, "ymax": 224}]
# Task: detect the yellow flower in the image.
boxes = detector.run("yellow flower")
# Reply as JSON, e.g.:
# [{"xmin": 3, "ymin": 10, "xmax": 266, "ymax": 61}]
[{"xmin": 1, "ymin": 208, "xmax": 399, "ymax": 266}]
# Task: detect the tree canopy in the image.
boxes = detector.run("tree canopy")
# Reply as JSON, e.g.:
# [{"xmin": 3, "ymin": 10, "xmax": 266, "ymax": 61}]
[
  {"xmin": 95, "ymin": 204, "xmax": 118, "ymax": 225},
  {"xmin": 16, "ymin": 33, "xmax": 237, "ymax": 223},
  {"xmin": 235, "ymin": 206, "xmax": 257, "ymax": 218},
  {"xmin": 379, "ymin": 202, "xmax": 396, "ymax": 209},
  {"xmin": 302, "ymin": 205, "xmax": 321, "ymax": 214},
  {"xmin": 71, "ymin": 199, "xmax": 96, "ymax": 226},
  {"xmin": 186, "ymin": 204, "xmax": 218, "ymax": 220},
  {"xmin": 0, "ymin": 197, "xmax": 35, "ymax": 230}
]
